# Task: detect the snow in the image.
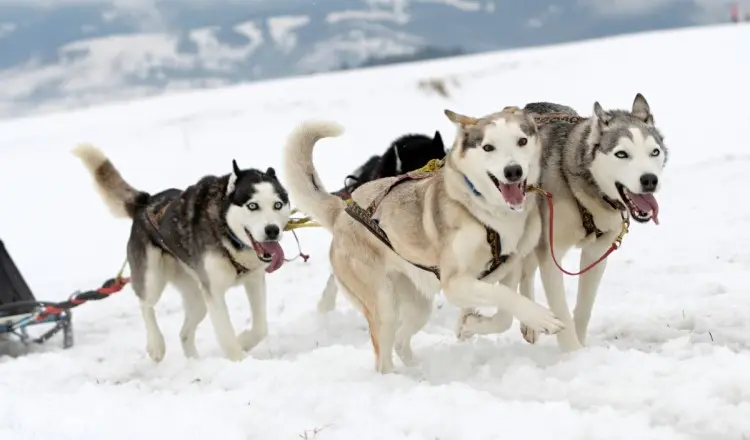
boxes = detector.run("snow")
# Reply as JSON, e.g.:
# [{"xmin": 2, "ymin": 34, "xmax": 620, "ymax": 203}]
[
  {"xmin": 267, "ymin": 15, "xmax": 311, "ymax": 54},
  {"xmin": 1, "ymin": 23, "xmax": 750, "ymax": 440}
]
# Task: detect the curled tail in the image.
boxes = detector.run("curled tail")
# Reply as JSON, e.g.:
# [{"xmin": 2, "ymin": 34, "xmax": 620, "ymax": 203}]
[
  {"xmin": 282, "ymin": 120, "xmax": 346, "ymax": 230},
  {"xmin": 72, "ymin": 144, "xmax": 149, "ymax": 219}
]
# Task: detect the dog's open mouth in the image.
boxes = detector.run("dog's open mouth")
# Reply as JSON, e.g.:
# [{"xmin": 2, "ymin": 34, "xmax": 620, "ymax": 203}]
[
  {"xmin": 245, "ymin": 228, "xmax": 285, "ymax": 273},
  {"xmin": 488, "ymin": 172, "xmax": 527, "ymax": 209},
  {"xmin": 615, "ymin": 182, "xmax": 660, "ymax": 224}
]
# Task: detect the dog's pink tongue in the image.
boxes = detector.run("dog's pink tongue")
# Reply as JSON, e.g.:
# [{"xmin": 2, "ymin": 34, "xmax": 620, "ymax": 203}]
[
  {"xmin": 499, "ymin": 182, "xmax": 525, "ymax": 206},
  {"xmin": 260, "ymin": 242, "xmax": 285, "ymax": 273},
  {"xmin": 631, "ymin": 193, "xmax": 660, "ymax": 225}
]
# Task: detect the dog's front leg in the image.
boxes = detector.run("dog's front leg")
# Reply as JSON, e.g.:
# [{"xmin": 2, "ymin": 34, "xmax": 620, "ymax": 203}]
[
  {"xmin": 536, "ymin": 245, "xmax": 583, "ymax": 352},
  {"xmin": 573, "ymin": 236, "xmax": 613, "ymax": 345},
  {"xmin": 456, "ymin": 266, "xmax": 520, "ymax": 340},
  {"xmin": 238, "ymin": 271, "xmax": 269, "ymax": 352},
  {"xmin": 443, "ymin": 272, "xmax": 564, "ymax": 335},
  {"xmin": 200, "ymin": 255, "xmax": 245, "ymax": 361}
]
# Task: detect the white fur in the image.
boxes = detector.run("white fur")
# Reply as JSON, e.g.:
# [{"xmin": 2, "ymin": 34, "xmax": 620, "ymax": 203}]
[
  {"xmin": 285, "ymin": 116, "xmax": 563, "ymax": 373},
  {"xmin": 136, "ymin": 246, "xmax": 272, "ymax": 363},
  {"xmin": 226, "ymin": 182, "xmax": 291, "ymax": 246},
  {"xmin": 590, "ymin": 127, "xmax": 666, "ymax": 200},
  {"xmin": 459, "ymin": 118, "xmax": 540, "ymax": 210}
]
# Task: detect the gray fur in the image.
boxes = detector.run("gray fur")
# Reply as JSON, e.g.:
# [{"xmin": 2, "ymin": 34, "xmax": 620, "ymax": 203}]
[{"xmin": 461, "ymin": 94, "xmax": 669, "ymax": 352}]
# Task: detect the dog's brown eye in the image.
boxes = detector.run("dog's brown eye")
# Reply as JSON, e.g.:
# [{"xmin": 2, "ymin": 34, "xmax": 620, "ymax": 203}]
[
  {"xmin": 517, "ymin": 137, "xmax": 527, "ymax": 147},
  {"xmin": 482, "ymin": 144, "xmax": 495, "ymax": 152}
]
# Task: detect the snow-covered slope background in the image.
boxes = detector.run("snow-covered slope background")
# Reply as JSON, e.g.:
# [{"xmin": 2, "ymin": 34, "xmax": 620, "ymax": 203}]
[
  {"xmin": 1, "ymin": 21, "xmax": 750, "ymax": 440},
  {"xmin": 0, "ymin": 0, "xmax": 743, "ymax": 118}
]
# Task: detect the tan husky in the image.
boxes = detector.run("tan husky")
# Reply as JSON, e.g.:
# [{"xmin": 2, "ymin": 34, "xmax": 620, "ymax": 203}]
[{"xmin": 282, "ymin": 108, "xmax": 565, "ymax": 373}]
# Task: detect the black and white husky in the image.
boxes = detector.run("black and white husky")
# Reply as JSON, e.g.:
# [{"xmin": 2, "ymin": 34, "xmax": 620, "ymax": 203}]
[{"xmin": 73, "ymin": 145, "xmax": 291, "ymax": 362}]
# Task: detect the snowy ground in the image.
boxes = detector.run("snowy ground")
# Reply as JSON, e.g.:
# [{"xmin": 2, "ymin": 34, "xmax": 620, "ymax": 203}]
[{"xmin": 1, "ymin": 23, "xmax": 750, "ymax": 440}]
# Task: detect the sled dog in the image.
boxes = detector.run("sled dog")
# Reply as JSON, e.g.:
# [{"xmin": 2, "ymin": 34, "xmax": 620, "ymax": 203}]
[
  {"xmin": 73, "ymin": 145, "xmax": 291, "ymax": 362},
  {"xmin": 319, "ymin": 130, "xmax": 447, "ymax": 312},
  {"xmin": 282, "ymin": 108, "xmax": 564, "ymax": 373},
  {"xmin": 457, "ymin": 94, "xmax": 667, "ymax": 351}
]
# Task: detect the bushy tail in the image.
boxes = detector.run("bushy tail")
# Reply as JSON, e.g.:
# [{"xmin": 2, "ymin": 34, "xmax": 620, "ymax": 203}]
[
  {"xmin": 72, "ymin": 144, "xmax": 149, "ymax": 219},
  {"xmin": 282, "ymin": 120, "xmax": 346, "ymax": 230}
]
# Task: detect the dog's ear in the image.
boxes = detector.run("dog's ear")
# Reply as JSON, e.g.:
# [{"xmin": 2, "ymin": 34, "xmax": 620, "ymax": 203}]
[
  {"xmin": 592, "ymin": 101, "xmax": 613, "ymax": 128},
  {"xmin": 588, "ymin": 102, "xmax": 611, "ymax": 148},
  {"xmin": 228, "ymin": 159, "xmax": 241, "ymax": 194},
  {"xmin": 265, "ymin": 167, "xmax": 276, "ymax": 178},
  {"xmin": 432, "ymin": 130, "xmax": 445, "ymax": 150},
  {"xmin": 631, "ymin": 93, "xmax": 654, "ymax": 125},
  {"xmin": 522, "ymin": 112, "xmax": 539, "ymax": 137},
  {"xmin": 444, "ymin": 109, "xmax": 478, "ymax": 127}
]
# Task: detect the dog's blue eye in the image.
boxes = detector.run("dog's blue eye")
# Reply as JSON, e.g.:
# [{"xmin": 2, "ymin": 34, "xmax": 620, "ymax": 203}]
[
  {"xmin": 273, "ymin": 201, "xmax": 283, "ymax": 210},
  {"xmin": 614, "ymin": 151, "xmax": 629, "ymax": 159},
  {"xmin": 650, "ymin": 148, "xmax": 660, "ymax": 157},
  {"xmin": 247, "ymin": 202, "xmax": 259, "ymax": 210}
]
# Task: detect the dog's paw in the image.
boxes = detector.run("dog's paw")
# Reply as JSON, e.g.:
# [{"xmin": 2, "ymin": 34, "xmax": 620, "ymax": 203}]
[
  {"xmin": 146, "ymin": 336, "xmax": 166, "ymax": 363},
  {"xmin": 456, "ymin": 309, "xmax": 483, "ymax": 341},
  {"xmin": 520, "ymin": 324, "xmax": 539, "ymax": 344},
  {"xmin": 238, "ymin": 328, "xmax": 267, "ymax": 352},
  {"xmin": 224, "ymin": 346, "xmax": 247, "ymax": 362},
  {"xmin": 513, "ymin": 301, "xmax": 565, "ymax": 335},
  {"xmin": 395, "ymin": 343, "xmax": 419, "ymax": 367}
]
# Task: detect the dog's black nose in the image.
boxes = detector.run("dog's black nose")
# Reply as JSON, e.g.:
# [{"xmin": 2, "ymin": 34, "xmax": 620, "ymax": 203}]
[
  {"xmin": 640, "ymin": 173, "xmax": 658, "ymax": 193},
  {"xmin": 503, "ymin": 164, "xmax": 524, "ymax": 183},
  {"xmin": 264, "ymin": 224, "xmax": 280, "ymax": 240}
]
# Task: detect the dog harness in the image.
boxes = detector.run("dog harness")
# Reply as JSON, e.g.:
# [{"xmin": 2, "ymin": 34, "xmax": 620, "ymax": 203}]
[
  {"xmin": 343, "ymin": 164, "xmax": 509, "ymax": 281},
  {"xmin": 143, "ymin": 192, "xmax": 251, "ymax": 276}
]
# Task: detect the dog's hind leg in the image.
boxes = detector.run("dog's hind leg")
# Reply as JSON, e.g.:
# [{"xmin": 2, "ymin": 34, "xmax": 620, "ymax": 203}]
[
  {"xmin": 171, "ymin": 274, "xmax": 207, "ymax": 359},
  {"xmin": 317, "ymin": 272, "xmax": 338, "ymax": 313},
  {"xmin": 375, "ymin": 280, "xmax": 398, "ymax": 373},
  {"xmin": 334, "ymin": 263, "xmax": 396, "ymax": 373},
  {"xmin": 131, "ymin": 247, "xmax": 168, "ymax": 362},
  {"xmin": 238, "ymin": 271, "xmax": 268, "ymax": 352},
  {"xmin": 393, "ymin": 274, "xmax": 432, "ymax": 367}
]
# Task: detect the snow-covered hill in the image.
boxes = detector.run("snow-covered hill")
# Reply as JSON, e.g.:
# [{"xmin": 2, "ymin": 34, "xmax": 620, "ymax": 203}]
[
  {"xmin": 0, "ymin": 23, "xmax": 749, "ymax": 440},
  {"xmin": 0, "ymin": 0, "xmax": 739, "ymax": 118}
]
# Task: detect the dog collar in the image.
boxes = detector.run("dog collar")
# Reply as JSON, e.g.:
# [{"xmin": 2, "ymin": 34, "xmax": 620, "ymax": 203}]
[
  {"xmin": 225, "ymin": 227, "xmax": 250, "ymax": 250},
  {"xmin": 463, "ymin": 175, "xmax": 482, "ymax": 197}
]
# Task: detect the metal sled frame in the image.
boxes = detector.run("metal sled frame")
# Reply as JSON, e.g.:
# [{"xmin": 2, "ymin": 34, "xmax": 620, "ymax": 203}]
[{"xmin": 0, "ymin": 239, "xmax": 74, "ymax": 349}]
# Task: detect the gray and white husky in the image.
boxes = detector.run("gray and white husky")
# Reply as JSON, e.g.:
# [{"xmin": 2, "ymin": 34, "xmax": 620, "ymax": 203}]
[
  {"xmin": 73, "ymin": 145, "xmax": 291, "ymax": 362},
  {"xmin": 458, "ymin": 94, "xmax": 667, "ymax": 351}
]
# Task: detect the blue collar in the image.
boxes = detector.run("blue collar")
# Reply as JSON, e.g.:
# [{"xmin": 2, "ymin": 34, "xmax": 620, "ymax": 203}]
[
  {"xmin": 226, "ymin": 226, "xmax": 250, "ymax": 250},
  {"xmin": 463, "ymin": 175, "xmax": 482, "ymax": 197}
]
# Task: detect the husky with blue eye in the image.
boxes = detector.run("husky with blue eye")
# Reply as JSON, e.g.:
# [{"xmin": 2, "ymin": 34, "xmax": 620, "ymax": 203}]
[
  {"xmin": 73, "ymin": 145, "xmax": 291, "ymax": 362},
  {"xmin": 456, "ymin": 94, "xmax": 668, "ymax": 352}
]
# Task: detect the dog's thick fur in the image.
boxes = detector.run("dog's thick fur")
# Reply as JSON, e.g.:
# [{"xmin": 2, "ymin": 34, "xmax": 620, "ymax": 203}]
[
  {"xmin": 283, "ymin": 108, "xmax": 565, "ymax": 373},
  {"xmin": 457, "ymin": 94, "xmax": 667, "ymax": 351},
  {"xmin": 73, "ymin": 145, "xmax": 291, "ymax": 362},
  {"xmin": 318, "ymin": 130, "xmax": 447, "ymax": 312}
]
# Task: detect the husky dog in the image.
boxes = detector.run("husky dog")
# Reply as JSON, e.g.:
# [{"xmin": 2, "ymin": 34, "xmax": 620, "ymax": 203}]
[
  {"xmin": 319, "ymin": 131, "xmax": 447, "ymax": 312},
  {"xmin": 283, "ymin": 108, "xmax": 564, "ymax": 373},
  {"xmin": 73, "ymin": 145, "xmax": 291, "ymax": 362},
  {"xmin": 336, "ymin": 131, "xmax": 447, "ymax": 196},
  {"xmin": 457, "ymin": 94, "xmax": 666, "ymax": 351}
]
